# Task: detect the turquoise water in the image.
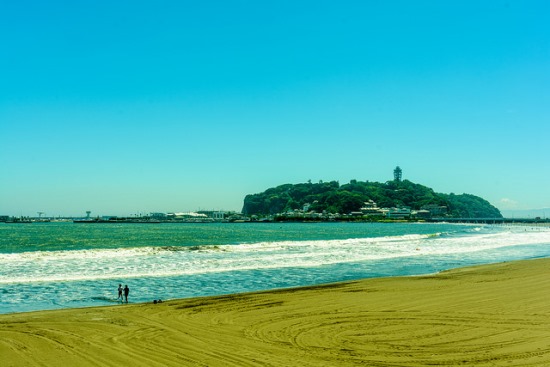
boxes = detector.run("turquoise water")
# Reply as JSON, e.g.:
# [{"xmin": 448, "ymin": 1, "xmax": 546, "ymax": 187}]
[{"xmin": 1, "ymin": 222, "xmax": 550, "ymax": 314}]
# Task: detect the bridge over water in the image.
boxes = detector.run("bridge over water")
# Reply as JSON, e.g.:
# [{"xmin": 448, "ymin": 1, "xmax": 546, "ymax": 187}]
[{"xmin": 427, "ymin": 218, "xmax": 550, "ymax": 224}]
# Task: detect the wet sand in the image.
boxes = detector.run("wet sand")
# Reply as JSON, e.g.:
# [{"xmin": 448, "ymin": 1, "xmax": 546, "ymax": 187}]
[{"xmin": 2, "ymin": 258, "xmax": 550, "ymax": 366}]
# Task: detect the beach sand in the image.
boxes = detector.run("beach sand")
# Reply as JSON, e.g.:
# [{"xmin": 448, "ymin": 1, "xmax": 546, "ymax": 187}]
[{"xmin": 1, "ymin": 258, "xmax": 550, "ymax": 366}]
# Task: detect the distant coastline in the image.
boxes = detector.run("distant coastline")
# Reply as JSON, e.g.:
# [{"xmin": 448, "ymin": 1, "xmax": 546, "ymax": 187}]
[{"xmin": 2, "ymin": 215, "xmax": 548, "ymax": 225}]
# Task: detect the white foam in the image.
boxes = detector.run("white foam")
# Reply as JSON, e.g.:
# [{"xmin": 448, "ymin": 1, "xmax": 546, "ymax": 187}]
[{"xmin": 1, "ymin": 227, "xmax": 549, "ymax": 284}]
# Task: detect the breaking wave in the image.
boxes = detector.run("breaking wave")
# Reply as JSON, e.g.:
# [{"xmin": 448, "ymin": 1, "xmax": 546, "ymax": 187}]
[{"xmin": 2, "ymin": 227, "xmax": 549, "ymax": 284}]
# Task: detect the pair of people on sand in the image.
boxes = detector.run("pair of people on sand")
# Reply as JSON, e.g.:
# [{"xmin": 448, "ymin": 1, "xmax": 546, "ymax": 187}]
[{"xmin": 117, "ymin": 284, "xmax": 130, "ymax": 303}]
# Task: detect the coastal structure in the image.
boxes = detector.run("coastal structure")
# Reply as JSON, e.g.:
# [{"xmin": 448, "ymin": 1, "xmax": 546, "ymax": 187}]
[
  {"xmin": 421, "ymin": 204, "xmax": 448, "ymax": 216},
  {"xmin": 360, "ymin": 200, "xmax": 386, "ymax": 217},
  {"xmin": 197, "ymin": 210, "xmax": 226, "ymax": 220},
  {"xmin": 394, "ymin": 166, "xmax": 402, "ymax": 182},
  {"xmin": 167, "ymin": 212, "xmax": 209, "ymax": 220},
  {"xmin": 386, "ymin": 207, "xmax": 412, "ymax": 219},
  {"xmin": 74, "ymin": 210, "xmax": 231, "ymax": 223}
]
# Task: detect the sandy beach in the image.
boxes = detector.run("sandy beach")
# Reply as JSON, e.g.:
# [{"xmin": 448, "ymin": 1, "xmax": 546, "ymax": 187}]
[{"xmin": 2, "ymin": 258, "xmax": 550, "ymax": 366}]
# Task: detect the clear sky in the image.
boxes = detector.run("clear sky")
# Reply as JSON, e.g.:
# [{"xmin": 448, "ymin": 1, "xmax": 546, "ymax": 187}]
[{"xmin": 1, "ymin": 1, "xmax": 549, "ymax": 217}]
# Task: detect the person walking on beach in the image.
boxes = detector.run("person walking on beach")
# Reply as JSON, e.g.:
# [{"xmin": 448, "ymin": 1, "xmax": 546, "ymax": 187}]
[
  {"xmin": 117, "ymin": 284, "xmax": 123, "ymax": 301},
  {"xmin": 124, "ymin": 285, "xmax": 130, "ymax": 303}
]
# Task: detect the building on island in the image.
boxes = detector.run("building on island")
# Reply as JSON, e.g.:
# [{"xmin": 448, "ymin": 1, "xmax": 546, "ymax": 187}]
[
  {"xmin": 360, "ymin": 200, "xmax": 386, "ymax": 217},
  {"xmin": 411, "ymin": 209, "xmax": 431, "ymax": 219},
  {"xmin": 386, "ymin": 207, "xmax": 411, "ymax": 219},
  {"xmin": 420, "ymin": 204, "xmax": 448, "ymax": 216},
  {"xmin": 394, "ymin": 166, "xmax": 402, "ymax": 182}
]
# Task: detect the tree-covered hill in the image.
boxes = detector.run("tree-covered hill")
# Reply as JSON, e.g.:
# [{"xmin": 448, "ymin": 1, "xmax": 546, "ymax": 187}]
[{"xmin": 242, "ymin": 179, "xmax": 502, "ymax": 218}]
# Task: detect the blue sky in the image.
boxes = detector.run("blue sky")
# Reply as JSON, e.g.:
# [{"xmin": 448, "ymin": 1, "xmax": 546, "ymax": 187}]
[{"xmin": 1, "ymin": 1, "xmax": 549, "ymax": 217}]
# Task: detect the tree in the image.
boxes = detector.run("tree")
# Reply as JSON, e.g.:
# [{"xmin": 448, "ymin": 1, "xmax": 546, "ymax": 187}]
[{"xmin": 241, "ymin": 179, "xmax": 502, "ymax": 218}]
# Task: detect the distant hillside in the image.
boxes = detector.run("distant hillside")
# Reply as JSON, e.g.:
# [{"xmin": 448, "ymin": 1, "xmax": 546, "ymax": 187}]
[{"xmin": 242, "ymin": 179, "xmax": 502, "ymax": 218}]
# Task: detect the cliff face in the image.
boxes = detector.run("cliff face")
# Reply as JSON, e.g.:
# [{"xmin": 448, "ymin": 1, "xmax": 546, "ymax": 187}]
[{"xmin": 242, "ymin": 180, "xmax": 502, "ymax": 218}]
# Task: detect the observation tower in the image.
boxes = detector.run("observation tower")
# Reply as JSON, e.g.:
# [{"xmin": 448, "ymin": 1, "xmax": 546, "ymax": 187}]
[{"xmin": 394, "ymin": 166, "xmax": 402, "ymax": 182}]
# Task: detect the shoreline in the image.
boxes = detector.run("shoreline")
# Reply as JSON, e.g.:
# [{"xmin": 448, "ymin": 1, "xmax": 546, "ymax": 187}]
[
  {"xmin": 3, "ymin": 222, "xmax": 549, "ymax": 316},
  {"xmin": 2, "ymin": 258, "xmax": 550, "ymax": 366}
]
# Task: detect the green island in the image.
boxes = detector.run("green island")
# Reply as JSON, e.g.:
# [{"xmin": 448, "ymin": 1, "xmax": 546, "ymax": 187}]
[
  {"xmin": 2, "ymin": 168, "xmax": 504, "ymax": 224},
  {"xmin": 243, "ymin": 170, "xmax": 502, "ymax": 222}
]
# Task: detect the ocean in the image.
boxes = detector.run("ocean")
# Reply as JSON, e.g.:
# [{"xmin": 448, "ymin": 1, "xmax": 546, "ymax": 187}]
[{"xmin": 1, "ymin": 222, "xmax": 550, "ymax": 314}]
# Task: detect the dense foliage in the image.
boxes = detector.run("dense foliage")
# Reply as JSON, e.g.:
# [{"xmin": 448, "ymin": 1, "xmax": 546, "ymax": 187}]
[{"xmin": 242, "ymin": 180, "xmax": 502, "ymax": 218}]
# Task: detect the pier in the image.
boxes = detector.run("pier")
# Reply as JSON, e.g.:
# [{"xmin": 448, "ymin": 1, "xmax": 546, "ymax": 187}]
[{"xmin": 428, "ymin": 218, "xmax": 549, "ymax": 224}]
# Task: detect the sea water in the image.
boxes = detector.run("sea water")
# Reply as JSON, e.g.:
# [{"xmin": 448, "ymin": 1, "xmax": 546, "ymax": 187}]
[{"xmin": 1, "ymin": 222, "xmax": 550, "ymax": 314}]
